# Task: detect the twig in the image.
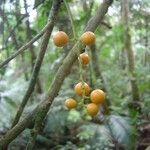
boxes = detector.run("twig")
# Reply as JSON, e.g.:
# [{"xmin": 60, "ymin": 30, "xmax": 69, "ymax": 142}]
[
  {"xmin": 64, "ymin": 0, "xmax": 77, "ymax": 39},
  {"xmin": 33, "ymin": 0, "xmax": 45, "ymax": 9},
  {"xmin": 4, "ymin": 14, "xmax": 27, "ymax": 46},
  {"xmin": 0, "ymin": 22, "xmax": 50, "ymax": 68},
  {"xmin": 0, "ymin": 6, "xmax": 29, "ymax": 80},
  {"xmin": 101, "ymin": 21, "xmax": 112, "ymax": 29},
  {"xmin": 5, "ymin": 0, "xmax": 45, "ymax": 44},
  {"xmin": 0, "ymin": 0, "xmax": 113, "ymax": 148},
  {"xmin": 0, "ymin": 7, "xmax": 19, "ymax": 49}
]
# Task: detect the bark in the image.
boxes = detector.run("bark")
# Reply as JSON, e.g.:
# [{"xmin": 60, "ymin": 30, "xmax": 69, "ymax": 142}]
[
  {"xmin": 122, "ymin": 0, "xmax": 140, "ymax": 110},
  {"xmin": 0, "ymin": 0, "xmax": 113, "ymax": 148}
]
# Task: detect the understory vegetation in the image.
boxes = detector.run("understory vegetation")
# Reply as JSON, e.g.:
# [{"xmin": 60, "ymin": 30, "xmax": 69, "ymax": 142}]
[{"xmin": 0, "ymin": 0, "xmax": 149, "ymax": 149}]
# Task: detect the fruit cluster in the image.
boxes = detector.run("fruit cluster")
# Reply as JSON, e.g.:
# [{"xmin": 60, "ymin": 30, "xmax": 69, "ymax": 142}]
[
  {"xmin": 65, "ymin": 84, "xmax": 106, "ymax": 116},
  {"xmin": 53, "ymin": 31, "xmax": 106, "ymax": 116}
]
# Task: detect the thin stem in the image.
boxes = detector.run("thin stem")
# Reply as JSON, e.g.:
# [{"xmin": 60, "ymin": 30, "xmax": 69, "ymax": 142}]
[
  {"xmin": 79, "ymin": 59, "xmax": 86, "ymax": 101},
  {"xmin": 64, "ymin": 0, "xmax": 77, "ymax": 39},
  {"xmin": 0, "ymin": 22, "xmax": 51, "ymax": 68},
  {"xmin": 89, "ymin": 49, "xmax": 95, "ymax": 88},
  {"xmin": 78, "ymin": 46, "xmax": 86, "ymax": 105}
]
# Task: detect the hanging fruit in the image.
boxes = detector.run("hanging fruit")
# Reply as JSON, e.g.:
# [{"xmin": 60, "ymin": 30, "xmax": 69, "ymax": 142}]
[
  {"xmin": 81, "ymin": 31, "xmax": 95, "ymax": 45},
  {"xmin": 53, "ymin": 31, "xmax": 69, "ymax": 47},
  {"xmin": 65, "ymin": 98, "xmax": 77, "ymax": 109},
  {"xmin": 86, "ymin": 103, "xmax": 99, "ymax": 116},
  {"xmin": 74, "ymin": 82, "xmax": 90, "ymax": 96},
  {"xmin": 90, "ymin": 89, "xmax": 105, "ymax": 104},
  {"xmin": 79, "ymin": 52, "xmax": 90, "ymax": 65}
]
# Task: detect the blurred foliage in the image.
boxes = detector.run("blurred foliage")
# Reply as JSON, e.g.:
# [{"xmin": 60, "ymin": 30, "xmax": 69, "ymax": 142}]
[{"xmin": 0, "ymin": 0, "xmax": 150, "ymax": 149}]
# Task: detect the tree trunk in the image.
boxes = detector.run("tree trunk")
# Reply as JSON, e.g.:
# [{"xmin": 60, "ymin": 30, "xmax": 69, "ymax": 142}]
[
  {"xmin": 144, "ymin": 15, "xmax": 150, "ymax": 67},
  {"xmin": 90, "ymin": 44, "xmax": 106, "ymax": 91},
  {"xmin": 15, "ymin": 0, "xmax": 29, "ymax": 81},
  {"xmin": 23, "ymin": 0, "xmax": 42, "ymax": 94},
  {"xmin": 122, "ymin": 0, "xmax": 140, "ymax": 111},
  {"xmin": 90, "ymin": 43, "xmax": 110, "ymax": 114}
]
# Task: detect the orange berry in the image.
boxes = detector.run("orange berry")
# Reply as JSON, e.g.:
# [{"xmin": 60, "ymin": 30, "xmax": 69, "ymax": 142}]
[
  {"xmin": 65, "ymin": 98, "xmax": 77, "ymax": 109},
  {"xmin": 74, "ymin": 82, "xmax": 90, "ymax": 96},
  {"xmin": 53, "ymin": 31, "xmax": 69, "ymax": 47},
  {"xmin": 86, "ymin": 103, "xmax": 99, "ymax": 116},
  {"xmin": 90, "ymin": 89, "xmax": 105, "ymax": 104},
  {"xmin": 79, "ymin": 53, "xmax": 90, "ymax": 65},
  {"xmin": 81, "ymin": 31, "xmax": 95, "ymax": 45}
]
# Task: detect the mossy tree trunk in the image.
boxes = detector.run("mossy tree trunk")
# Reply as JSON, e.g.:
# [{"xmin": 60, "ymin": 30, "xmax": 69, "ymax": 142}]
[{"xmin": 122, "ymin": 0, "xmax": 140, "ymax": 110}]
